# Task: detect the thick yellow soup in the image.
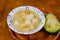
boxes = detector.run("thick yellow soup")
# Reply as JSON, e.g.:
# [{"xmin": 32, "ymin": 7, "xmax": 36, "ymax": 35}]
[{"xmin": 11, "ymin": 10, "xmax": 41, "ymax": 32}]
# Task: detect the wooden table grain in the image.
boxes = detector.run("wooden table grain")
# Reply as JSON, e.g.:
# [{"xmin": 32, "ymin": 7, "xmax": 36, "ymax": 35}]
[{"xmin": 0, "ymin": 0, "xmax": 60, "ymax": 40}]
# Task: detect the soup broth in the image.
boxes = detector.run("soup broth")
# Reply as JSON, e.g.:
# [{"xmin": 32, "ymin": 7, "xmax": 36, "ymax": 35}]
[{"xmin": 11, "ymin": 10, "xmax": 41, "ymax": 32}]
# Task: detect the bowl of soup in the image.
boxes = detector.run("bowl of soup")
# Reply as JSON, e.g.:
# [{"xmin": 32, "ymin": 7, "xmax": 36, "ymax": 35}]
[{"xmin": 7, "ymin": 6, "xmax": 45, "ymax": 34}]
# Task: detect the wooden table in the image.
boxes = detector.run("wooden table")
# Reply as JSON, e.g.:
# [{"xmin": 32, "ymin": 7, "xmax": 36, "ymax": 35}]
[{"xmin": 0, "ymin": 0, "xmax": 60, "ymax": 40}]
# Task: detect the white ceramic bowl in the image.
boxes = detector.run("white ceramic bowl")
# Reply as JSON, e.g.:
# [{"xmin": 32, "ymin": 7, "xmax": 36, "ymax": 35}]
[{"xmin": 7, "ymin": 6, "xmax": 45, "ymax": 34}]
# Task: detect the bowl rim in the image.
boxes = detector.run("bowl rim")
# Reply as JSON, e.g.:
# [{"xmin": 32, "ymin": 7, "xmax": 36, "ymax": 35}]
[{"xmin": 7, "ymin": 6, "xmax": 45, "ymax": 34}]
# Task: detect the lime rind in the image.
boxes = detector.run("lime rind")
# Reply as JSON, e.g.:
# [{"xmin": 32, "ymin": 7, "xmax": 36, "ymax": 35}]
[{"xmin": 44, "ymin": 13, "xmax": 60, "ymax": 33}]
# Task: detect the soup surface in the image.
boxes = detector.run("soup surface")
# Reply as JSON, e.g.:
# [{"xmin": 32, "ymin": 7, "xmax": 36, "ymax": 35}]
[{"xmin": 11, "ymin": 10, "xmax": 41, "ymax": 32}]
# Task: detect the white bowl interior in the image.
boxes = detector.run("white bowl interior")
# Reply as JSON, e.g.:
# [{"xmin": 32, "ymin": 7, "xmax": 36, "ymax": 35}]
[{"xmin": 7, "ymin": 6, "xmax": 45, "ymax": 34}]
